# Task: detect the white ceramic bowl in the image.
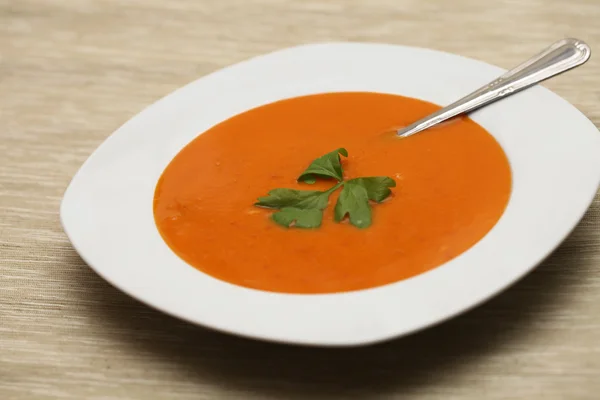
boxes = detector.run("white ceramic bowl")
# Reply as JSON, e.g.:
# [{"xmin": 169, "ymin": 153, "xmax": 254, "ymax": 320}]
[{"xmin": 61, "ymin": 43, "xmax": 600, "ymax": 346}]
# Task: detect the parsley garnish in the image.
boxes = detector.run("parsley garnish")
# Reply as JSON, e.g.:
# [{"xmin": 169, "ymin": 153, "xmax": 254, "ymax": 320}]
[
  {"xmin": 255, "ymin": 148, "xmax": 396, "ymax": 229},
  {"xmin": 297, "ymin": 148, "xmax": 348, "ymax": 184}
]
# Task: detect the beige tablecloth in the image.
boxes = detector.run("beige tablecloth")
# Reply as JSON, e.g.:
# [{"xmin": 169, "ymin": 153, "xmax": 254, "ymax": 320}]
[{"xmin": 2, "ymin": 1, "xmax": 600, "ymax": 399}]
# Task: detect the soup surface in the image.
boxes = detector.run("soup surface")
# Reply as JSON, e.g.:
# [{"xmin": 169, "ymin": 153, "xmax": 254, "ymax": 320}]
[{"xmin": 154, "ymin": 92, "xmax": 511, "ymax": 294}]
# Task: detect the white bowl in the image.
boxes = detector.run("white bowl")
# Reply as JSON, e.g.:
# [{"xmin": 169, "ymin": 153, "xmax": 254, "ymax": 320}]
[{"xmin": 61, "ymin": 42, "xmax": 600, "ymax": 346}]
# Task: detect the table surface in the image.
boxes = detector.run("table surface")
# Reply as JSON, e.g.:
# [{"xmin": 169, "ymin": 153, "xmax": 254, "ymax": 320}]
[{"xmin": 2, "ymin": 0, "xmax": 600, "ymax": 399}]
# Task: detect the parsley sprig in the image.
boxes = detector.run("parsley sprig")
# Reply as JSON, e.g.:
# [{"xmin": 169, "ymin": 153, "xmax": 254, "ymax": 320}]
[{"xmin": 255, "ymin": 148, "xmax": 396, "ymax": 229}]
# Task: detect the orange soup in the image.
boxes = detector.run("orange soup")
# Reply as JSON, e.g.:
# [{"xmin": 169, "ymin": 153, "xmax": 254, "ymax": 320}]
[{"xmin": 154, "ymin": 92, "xmax": 511, "ymax": 294}]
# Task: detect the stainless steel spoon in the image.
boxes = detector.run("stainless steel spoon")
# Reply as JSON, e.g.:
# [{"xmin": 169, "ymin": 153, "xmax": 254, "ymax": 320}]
[{"xmin": 396, "ymin": 38, "xmax": 591, "ymax": 138}]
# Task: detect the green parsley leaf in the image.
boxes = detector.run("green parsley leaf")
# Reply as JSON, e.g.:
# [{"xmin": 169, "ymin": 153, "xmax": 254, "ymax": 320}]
[
  {"xmin": 254, "ymin": 188, "xmax": 331, "ymax": 210},
  {"xmin": 272, "ymin": 207, "xmax": 323, "ymax": 228},
  {"xmin": 348, "ymin": 176, "xmax": 396, "ymax": 202},
  {"xmin": 297, "ymin": 148, "xmax": 348, "ymax": 184},
  {"xmin": 334, "ymin": 177, "xmax": 395, "ymax": 228},
  {"xmin": 334, "ymin": 181, "xmax": 372, "ymax": 229},
  {"xmin": 254, "ymin": 185, "xmax": 341, "ymax": 228}
]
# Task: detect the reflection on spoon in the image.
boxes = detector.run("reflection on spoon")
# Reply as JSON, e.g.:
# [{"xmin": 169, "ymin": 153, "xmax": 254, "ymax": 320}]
[
  {"xmin": 396, "ymin": 38, "xmax": 591, "ymax": 138},
  {"xmin": 384, "ymin": 117, "xmax": 464, "ymax": 140}
]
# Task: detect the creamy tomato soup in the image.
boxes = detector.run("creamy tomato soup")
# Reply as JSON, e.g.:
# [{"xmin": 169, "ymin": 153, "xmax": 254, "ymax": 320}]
[{"xmin": 154, "ymin": 92, "xmax": 511, "ymax": 294}]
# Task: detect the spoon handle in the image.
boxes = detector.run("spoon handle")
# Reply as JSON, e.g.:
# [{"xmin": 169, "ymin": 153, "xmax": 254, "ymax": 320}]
[{"xmin": 396, "ymin": 38, "xmax": 591, "ymax": 138}]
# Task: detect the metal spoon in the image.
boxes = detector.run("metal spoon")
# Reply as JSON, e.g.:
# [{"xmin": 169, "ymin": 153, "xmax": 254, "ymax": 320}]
[{"xmin": 396, "ymin": 38, "xmax": 591, "ymax": 138}]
